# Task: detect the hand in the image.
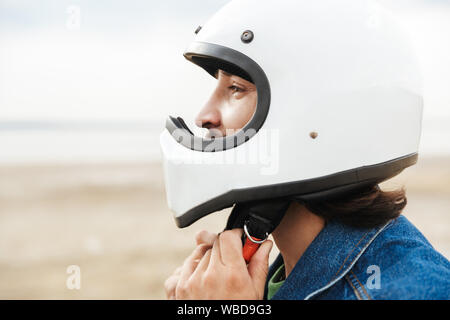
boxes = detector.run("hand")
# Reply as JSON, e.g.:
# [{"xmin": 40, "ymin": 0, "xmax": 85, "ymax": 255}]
[
  {"xmin": 174, "ymin": 229, "xmax": 273, "ymax": 300},
  {"xmin": 164, "ymin": 230, "xmax": 218, "ymax": 299}
]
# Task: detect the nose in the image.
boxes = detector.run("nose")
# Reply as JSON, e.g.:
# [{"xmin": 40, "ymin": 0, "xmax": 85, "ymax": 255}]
[{"xmin": 195, "ymin": 101, "xmax": 222, "ymax": 130}]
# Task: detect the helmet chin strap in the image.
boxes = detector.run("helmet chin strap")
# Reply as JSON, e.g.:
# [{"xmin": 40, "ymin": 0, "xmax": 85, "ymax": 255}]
[
  {"xmin": 224, "ymin": 198, "xmax": 291, "ymax": 263},
  {"xmin": 225, "ymin": 183, "xmax": 381, "ymax": 263}
]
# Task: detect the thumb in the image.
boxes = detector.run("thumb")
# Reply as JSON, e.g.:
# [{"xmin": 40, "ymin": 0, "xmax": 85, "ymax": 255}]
[{"xmin": 247, "ymin": 240, "xmax": 273, "ymax": 291}]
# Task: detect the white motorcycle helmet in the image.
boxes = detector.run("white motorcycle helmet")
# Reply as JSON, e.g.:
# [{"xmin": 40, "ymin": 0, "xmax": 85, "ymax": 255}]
[{"xmin": 160, "ymin": 0, "xmax": 423, "ymax": 229}]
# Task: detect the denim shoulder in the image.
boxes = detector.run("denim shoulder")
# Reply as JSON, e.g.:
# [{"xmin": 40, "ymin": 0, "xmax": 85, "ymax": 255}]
[{"xmin": 346, "ymin": 215, "xmax": 450, "ymax": 300}]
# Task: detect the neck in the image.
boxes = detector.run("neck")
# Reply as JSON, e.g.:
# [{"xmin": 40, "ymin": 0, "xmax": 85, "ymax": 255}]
[{"xmin": 272, "ymin": 201, "xmax": 325, "ymax": 278}]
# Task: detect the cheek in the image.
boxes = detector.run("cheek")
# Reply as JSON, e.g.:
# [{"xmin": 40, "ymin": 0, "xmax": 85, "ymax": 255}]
[{"xmin": 221, "ymin": 94, "xmax": 257, "ymax": 131}]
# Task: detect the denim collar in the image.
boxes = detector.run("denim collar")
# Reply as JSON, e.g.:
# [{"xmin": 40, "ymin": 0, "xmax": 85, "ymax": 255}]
[{"xmin": 269, "ymin": 219, "xmax": 392, "ymax": 300}]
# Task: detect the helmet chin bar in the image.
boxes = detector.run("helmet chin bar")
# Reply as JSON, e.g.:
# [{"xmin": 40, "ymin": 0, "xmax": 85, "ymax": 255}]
[{"xmin": 174, "ymin": 153, "xmax": 418, "ymax": 228}]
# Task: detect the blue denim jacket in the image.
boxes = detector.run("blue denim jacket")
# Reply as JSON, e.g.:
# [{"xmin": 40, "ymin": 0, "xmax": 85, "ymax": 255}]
[{"xmin": 265, "ymin": 215, "xmax": 450, "ymax": 300}]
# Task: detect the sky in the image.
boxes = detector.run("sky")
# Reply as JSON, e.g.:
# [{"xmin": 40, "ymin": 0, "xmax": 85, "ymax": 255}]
[
  {"xmin": 0, "ymin": 0, "xmax": 449, "ymax": 160},
  {"xmin": 0, "ymin": 0, "xmax": 231, "ymax": 124}
]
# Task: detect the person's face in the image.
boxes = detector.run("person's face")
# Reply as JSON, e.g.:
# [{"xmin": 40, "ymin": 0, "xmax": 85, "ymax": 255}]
[{"xmin": 195, "ymin": 70, "xmax": 257, "ymax": 138}]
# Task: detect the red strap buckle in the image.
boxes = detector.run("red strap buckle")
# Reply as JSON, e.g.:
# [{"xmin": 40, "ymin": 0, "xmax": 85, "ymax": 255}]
[{"xmin": 242, "ymin": 223, "xmax": 268, "ymax": 264}]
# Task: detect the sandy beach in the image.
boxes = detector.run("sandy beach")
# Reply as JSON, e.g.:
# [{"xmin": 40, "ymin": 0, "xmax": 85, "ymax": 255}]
[{"xmin": 0, "ymin": 157, "xmax": 449, "ymax": 299}]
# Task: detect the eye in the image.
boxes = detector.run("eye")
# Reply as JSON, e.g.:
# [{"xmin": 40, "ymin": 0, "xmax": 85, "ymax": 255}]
[{"xmin": 228, "ymin": 85, "xmax": 246, "ymax": 94}]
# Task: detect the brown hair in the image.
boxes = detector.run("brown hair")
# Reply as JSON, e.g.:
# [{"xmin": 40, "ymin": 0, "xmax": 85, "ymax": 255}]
[{"xmin": 302, "ymin": 185, "xmax": 407, "ymax": 229}]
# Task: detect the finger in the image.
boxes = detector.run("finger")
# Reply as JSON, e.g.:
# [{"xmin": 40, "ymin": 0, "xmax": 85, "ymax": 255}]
[
  {"xmin": 248, "ymin": 240, "xmax": 273, "ymax": 292},
  {"xmin": 219, "ymin": 229, "xmax": 246, "ymax": 267},
  {"xmin": 173, "ymin": 266, "xmax": 182, "ymax": 276},
  {"xmin": 164, "ymin": 275, "xmax": 180, "ymax": 300},
  {"xmin": 191, "ymin": 247, "xmax": 212, "ymax": 279},
  {"xmin": 195, "ymin": 230, "xmax": 218, "ymax": 246},
  {"xmin": 179, "ymin": 244, "xmax": 211, "ymax": 283},
  {"xmin": 210, "ymin": 236, "xmax": 223, "ymax": 267}
]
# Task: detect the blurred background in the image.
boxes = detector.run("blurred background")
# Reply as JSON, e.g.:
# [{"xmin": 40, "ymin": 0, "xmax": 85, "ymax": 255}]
[{"xmin": 0, "ymin": 0, "xmax": 449, "ymax": 299}]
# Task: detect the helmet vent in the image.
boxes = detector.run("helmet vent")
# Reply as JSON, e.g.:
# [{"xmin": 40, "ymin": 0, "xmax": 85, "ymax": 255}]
[{"xmin": 241, "ymin": 30, "xmax": 254, "ymax": 43}]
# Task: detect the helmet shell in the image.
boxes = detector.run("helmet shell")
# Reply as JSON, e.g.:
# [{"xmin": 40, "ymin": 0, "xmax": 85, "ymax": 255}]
[{"xmin": 160, "ymin": 0, "xmax": 423, "ymax": 227}]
